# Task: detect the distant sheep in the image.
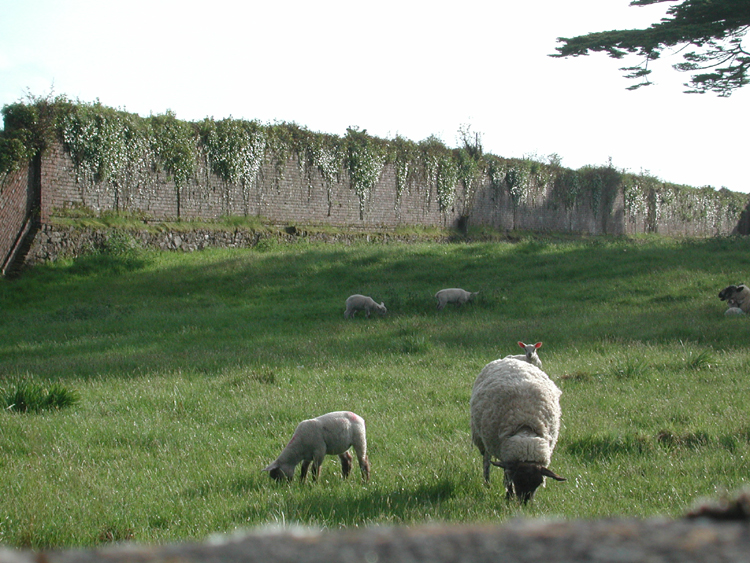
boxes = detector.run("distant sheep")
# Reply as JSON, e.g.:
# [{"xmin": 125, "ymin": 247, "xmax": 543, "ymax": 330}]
[
  {"xmin": 344, "ymin": 295, "xmax": 387, "ymax": 319},
  {"xmin": 505, "ymin": 341, "xmax": 543, "ymax": 370},
  {"xmin": 719, "ymin": 284, "xmax": 750, "ymax": 313},
  {"xmin": 470, "ymin": 358, "xmax": 565, "ymax": 503},
  {"xmin": 435, "ymin": 288, "xmax": 478, "ymax": 311},
  {"xmin": 263, "ymin": 411, "xmax": 370, "ymax": 483}
]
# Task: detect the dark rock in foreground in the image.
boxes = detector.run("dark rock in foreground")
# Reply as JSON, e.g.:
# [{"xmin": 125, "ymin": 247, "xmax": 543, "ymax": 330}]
[{"xmin": 3, "ymin": 518, "xmax": 750, "ymax": 563}]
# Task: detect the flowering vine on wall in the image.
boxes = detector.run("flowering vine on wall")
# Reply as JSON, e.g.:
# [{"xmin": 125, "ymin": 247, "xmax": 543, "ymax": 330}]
[{"xmin": 1, "ymin": 94, "xmax": 747, "ymax": 233}]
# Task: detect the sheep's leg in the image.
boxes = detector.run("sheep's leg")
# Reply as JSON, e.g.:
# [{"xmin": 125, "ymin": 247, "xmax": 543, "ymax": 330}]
[
  {"xmin": 483, "ymin": 451, "xmax": 491, "ymax": 483},
  {"xmin": 351, "ymin": 433, "xmax": 370, "ymax": 481},
  {"xmin": 300, "ymin": 460, "xmax": 311, "ymax": 483},
  {"xmin": 352, "ymin": 447, "xmax": 370, "ymax": 482},
  {"xmin": 358, "ymin": 455, "xmax": 370, "ymax": 481},
  {"xmin": 339, "ymin": 451, "xmax": 353, "ymax": 478},
  {"xmin": 310, "ymin": 451, "xmax": 326, "ymax": 481},
  {"xmin": 503, "ymin": 471, "xmax": 514, "ymax": 500}
]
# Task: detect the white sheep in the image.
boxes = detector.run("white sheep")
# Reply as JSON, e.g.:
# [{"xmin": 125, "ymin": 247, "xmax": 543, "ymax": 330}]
[
  {"xmin": 263, "ymin": 411, "xmax": 370, "ymax": 483},
  {"xmin": 470, "ymin": 357, "xmax": 565, "ymax": 503},
  {"xmin": 435, "ymin": 288, "xmax": 478, "ymax": 311},
  {"xmin": 719, "ymin": 284, "xmax": 750, "ymax": 313},
  {"xmin": 344, "ymin": 294, "xmax": 387, "ymax": 319},
  {"xmin": 504, "ymin": 341, "xmax": 543, "ymax": 370}
]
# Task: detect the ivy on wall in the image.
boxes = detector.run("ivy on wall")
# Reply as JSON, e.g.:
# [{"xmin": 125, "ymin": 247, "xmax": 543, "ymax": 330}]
[
  {"xmin": 505, "ymin": 161, "xmax": 532, "ymax": 207},
  {"xmin": 455, "ymin": 149, "xmax": 481, "ymax": 215},
  {"xmin": 304, "ymin": 133, "xmax": 342, "ymax": 215},
  {"xmin": 201, "ymin": 118, "xmax": 265, "ymax": 187},
  {"xmin": 388, "ymin": 135, "xmax": 418, "ymax": 208},
  {"xmin": 1, "ymin": 94, "xmax": 747, "ymax": 231},
  {"xmin": 150, "ymin": 111, "xmax": 196, "ymax": 189},
  {"xmin": 345, "ymin": 127, "xmax": 385, "ymax": 219},
  {"xmin": 61, "ymin": 103, "xmax": 154, "ymax": 210}
]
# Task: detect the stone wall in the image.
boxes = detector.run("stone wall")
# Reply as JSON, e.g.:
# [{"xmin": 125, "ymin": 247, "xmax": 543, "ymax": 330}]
[
  {"xmin": 2, "ymin": 518, "xmax": 750, "ymax": 563},
  {"xmin": 24, "ymin": 224, "xmax": 456, "ymax": 266}
]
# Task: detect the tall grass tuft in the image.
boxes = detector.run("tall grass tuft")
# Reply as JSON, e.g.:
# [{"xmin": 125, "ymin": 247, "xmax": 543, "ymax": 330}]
[
  {"xmin": 685, "ymin": 349, "xmax": 717, "ymax": 370},
  {"xmin": 1, "ymin": 379, "xmax": 80, "ymax": 413},
  {"xmin": 608, "ymin": 357, "xmax": 650, "ymax": 379}
]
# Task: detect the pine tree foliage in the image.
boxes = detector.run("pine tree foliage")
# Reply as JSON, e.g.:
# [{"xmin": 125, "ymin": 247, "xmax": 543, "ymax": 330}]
[{"xmin": 552, "ymin": 0, "xmax": 750, "ymax": 96}]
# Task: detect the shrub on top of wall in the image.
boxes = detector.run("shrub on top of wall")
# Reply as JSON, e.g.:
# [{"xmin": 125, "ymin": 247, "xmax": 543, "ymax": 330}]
[{"xmin": 1, "ymin": 92, "xmax": 73, "ymax": 175}]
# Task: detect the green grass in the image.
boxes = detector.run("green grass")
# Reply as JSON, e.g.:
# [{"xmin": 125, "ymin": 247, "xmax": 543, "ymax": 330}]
[
  {"xmin": 1, "ymin": 378, "xmax": 80, "ymax": 412},
  {"xmin": 1, "ymin": 234, "xmax": 750, "ymax": 548}
]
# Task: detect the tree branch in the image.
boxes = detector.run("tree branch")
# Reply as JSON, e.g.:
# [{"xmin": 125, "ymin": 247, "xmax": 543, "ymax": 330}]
[{"xmin": 552, "ymin": 1, "xmax": 750, "ymax": 95}]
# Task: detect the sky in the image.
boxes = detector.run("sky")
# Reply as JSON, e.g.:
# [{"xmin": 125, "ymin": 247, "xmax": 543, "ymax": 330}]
[{"xmin": 1, "ymin": 0, "xmax": 748, "ymax": 193}]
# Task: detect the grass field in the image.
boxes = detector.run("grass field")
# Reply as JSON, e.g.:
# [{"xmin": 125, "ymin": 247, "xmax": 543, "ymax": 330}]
[{"xmin": 1, "ymin": 233, "xmax": 749, "ymax": 548}]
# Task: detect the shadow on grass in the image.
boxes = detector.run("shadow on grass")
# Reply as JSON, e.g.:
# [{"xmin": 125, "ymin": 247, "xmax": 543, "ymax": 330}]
[
  {"xmin": 566, "ymin": 433, "xmax": 655, "ymax": 461},
  {"xmin": 567, "ymin": 426, "xmax": 750, "ymax": 462},
  {"xmin": 233, "ymin": 478, "xmax": 457, "ymax": 526},
  {"xmin": 2, "ymin": 236, "xmax": 750, "ymax": 381}
]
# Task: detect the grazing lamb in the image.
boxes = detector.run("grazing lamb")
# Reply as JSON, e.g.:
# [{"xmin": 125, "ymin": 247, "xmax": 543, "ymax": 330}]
[
  {"xmin": 719, "ymin": 284, "xmax": 750, "ymax": 313},
  {"xmin": 263, "ymin": 411, "xmax": 370, "ymax": 483},
  {"xmin": 504, "ymin": 341, "xmax": 543, "ymax": 370},
  {"xmin": 470, "ymin": 357, "xmax": 565, "ymax": 503},
  {"xmin": 344, "ymin": 294, "xmax": 387, "ymax": 319},
  {"xmin": 435, "ymin": 288, "xmax": 479, "ymax": 311}
]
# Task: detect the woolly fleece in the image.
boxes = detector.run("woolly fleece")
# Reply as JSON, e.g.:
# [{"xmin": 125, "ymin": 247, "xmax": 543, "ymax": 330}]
[
  {"xmin": 263, "ymin": 411, "xmax": 369, "ymax": 482},
  {"xmin": 344, "ymin": 295, "xmax": 387, "ymax": 319},
  {"xmin": 470, "ymin": 358, "xmax": 561, "ymax": 468}
]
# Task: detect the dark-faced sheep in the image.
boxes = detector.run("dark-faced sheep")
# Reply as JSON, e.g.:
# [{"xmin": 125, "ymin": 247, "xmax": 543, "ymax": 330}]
[
  {"xmin": 719, "ymin": 284, "xmax": 750, "ymax": 313},
  {"xmin": 470, "ymin": 358, "xmax": 565, "ymax": 503}
]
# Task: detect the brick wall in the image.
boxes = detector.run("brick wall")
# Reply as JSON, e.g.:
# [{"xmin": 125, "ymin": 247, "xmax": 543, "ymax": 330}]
[
  {"xmin": 0, "ymin": 162, "xmax": 33, "ymax": 272},
  {"xmin": 40, "ymin": 141, "xmax": 460, "ymax": 229},
  {"xmin": 39, "ymin": 140, "xmax": 744, "ymax": 238},
  {"xmin": 2, "ymin": 141, "xmax": 748, "ymax": 272}
]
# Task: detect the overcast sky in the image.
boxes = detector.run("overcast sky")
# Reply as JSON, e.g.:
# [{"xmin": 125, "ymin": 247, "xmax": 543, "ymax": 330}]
[{"xmin": 2, "ymin": 0, "xmax": 748, "ymax": 193}]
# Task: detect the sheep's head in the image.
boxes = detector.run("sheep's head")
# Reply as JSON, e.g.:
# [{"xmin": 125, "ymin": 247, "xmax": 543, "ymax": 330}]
[
  {"xmin": 518, "ymin": 341, "xmax": 542, "ymax": 362},
  {"xmin": 492, "ymin": 460, "xmax": 566, "ymax": 504},
  {"xmin": 263, "ymin": 461, "xmax": 294, "ymax": 482},
  {"xmin": 719, "ymin": 285, "xmax": 747, "ymax": 302},
  {"xmin": 377, "ymin": 302, "xmax": 387, "ymax": 315}
]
